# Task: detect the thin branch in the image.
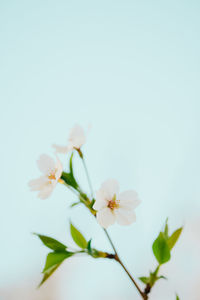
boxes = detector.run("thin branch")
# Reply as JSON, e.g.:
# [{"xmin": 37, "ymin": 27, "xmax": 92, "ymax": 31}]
[
  {"xmin": 104, "ymin": 229, "xmax": 147, "ymax": 299},
  {"xmin": 103, "ymin": 228, "xmax": 118, "ymax": 255},
  {"xmin": 116, "ymin": 257, "xmax": 148, "ymax": 300},
  {"xmin": 81, "ymin": 156, "xmax": 94, "ymax": 198}
]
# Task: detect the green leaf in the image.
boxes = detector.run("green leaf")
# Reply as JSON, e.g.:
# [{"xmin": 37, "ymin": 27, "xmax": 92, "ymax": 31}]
[
  {"xmin": 164, "ymin": 218, "xmax": 169, "ymax": 239},
  {"xmin": 152, "ymin": 232, "xmax": 171, "ymax": 264},
  {"xmin": 42, "ymin": 251, "xmax": 74, "ymax": 273},
  {"xmin": 61, "ymin": 171, "xmax": 78, "ymax": 190},
  {"xmin": 34, "ymin": 234, "xmax": 67, "ymax": 251},
  {"xmin": 61, "ymin": 153, "xmax": 79, "ymax": 190},
  {"xmin": 158, "ymin": 275, "xmax": 167, "ymax": 280},
  {"xmin": 87, "ymin": 239, "xmax": 92, "ymax": 254},
  {"xmin": 70, "ymin": 202, "xmax": 81, "ymax": 208},
  {"xmin": 89, "ymin": 199, "xmax": 95, "ymax": 208},
  {"xmin": 86, "ymin": 240, "xmax": 105, "ymax": 258},
  {"xmin": 70, "ymin": 223, "xmax": 87, "ymax": 249},
  {"xmin": 176, "ymin": 295, "xmax": 180, "ymax": 300},
  {"xmin": 153, "ymin": 266, "xmax": 159, "ymax": 276},
  {"xmin": 167, "ymin": 227, "xmax": 183, "ymax": 250},
  {"xmin": 149, "ymin": 271, "xmax": 157, "ymax": 286},
  {"xmin": 150, "ymin": 274, "xmax": 167, "ymax": 287},
  {"xmin": 39, "ymin": 263, "xmax": 61, "ymax": 287},
  {"xmin": 139, "ymin": 277, "xmax": 149, "ymax": 284}
]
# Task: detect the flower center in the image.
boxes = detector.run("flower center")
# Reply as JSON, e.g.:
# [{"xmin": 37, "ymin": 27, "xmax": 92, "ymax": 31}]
[
  {"xmin": 108, "ymin": 194, "xmax": 120, "ymax": 210},
  {"xmin": 48, "ymin": 172, "xmax": 56, "ymax": 180}
]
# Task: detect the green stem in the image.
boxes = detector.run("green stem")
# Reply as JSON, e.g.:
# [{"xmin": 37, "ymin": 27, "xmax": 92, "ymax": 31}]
[
  {"xmin": 103, "ymin": 228, "xmax": 118, "ymax": 255},
  {"xmin": 81, "ymin": 155, "xmax": 94, "ymax": 198}
]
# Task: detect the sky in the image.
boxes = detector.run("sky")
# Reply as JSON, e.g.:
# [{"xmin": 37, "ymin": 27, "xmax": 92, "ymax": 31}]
[{"xmin": 0, "ymin": 1, "xmax": 200, "ymax": 300}]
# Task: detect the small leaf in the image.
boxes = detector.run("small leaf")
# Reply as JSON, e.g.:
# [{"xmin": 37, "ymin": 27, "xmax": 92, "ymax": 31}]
[
  {"xmin": 70, "ymin": 223, "xmax": 87, "ymax": 249},
  {"xmin": 149, "ymin": 271, "xmax": 157, "ymax": 286},
  {"xmin": 79, "ymin": 192, "xmax": 89, "ymax": 203},
  {"xmin": 86, "ymin": 240, "xmax": 105, "ymax": 258},
  {"xmin": 34, "ymin": 234, "xmax": 67, "ymax": 251},
  {"xmin": 176, "ymin": 295, "xmax": 180, "ymax": 300},
  {"xmin": 70, "ymin": 202, "xmax": 81, "ymax": 208},
  {"xmin": 39, "ymin": 263, "xmax": 61, "ymax": 287},
  {"xmin": 152, "ymin": 232, "xmax": 171, "ymax": 264},
  {"xmin": 87, "ymin": 239, "xmax": 92, "ymax": 254},
  {"xmin": 61, "ymin": 154, "xmax": 79, "ymax": 190},
  {"xmin": 158, "ymin": 275, "xmax": 167, "ymax": 280},
  {"xmin": 89, "ymin": 199, "xmax": 95, "ymax": 208},
  {"xmin": 150, "ymin": 274, "xmax": 167, "ymax": 287},
  {"xmin": 61, "ymin": 172, "xmax": 78, "ymax": 190},
  {"xmin": 164, "ymin": 218, "xmax": 169, "ymax": 239},
  {"xmin": 153, "ymin": 266, "xmax": 160, "ymax": 276},
  {"xmin": 139, "ymin": 277, "xmax": 149, "ymax": 284},
  {"xmin": 43, "ymin": 251, "xmax": 74, "ymax": 273},
  {"xmin": 168, "ymin": 227, "xmax": 183, "ymax": 250}
]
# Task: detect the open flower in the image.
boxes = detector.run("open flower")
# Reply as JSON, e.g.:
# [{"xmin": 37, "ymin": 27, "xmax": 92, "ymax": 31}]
[
  {"xmin": 52, "ymin": 124, "xmax": 86, "ymax": 154},
  {"xmin": 28, "ymin": 154, "xmax": 63, "ymax": 199},
  {"xmin": 93, "ymin": 179, "xmax": 140, "ymax": 228}
]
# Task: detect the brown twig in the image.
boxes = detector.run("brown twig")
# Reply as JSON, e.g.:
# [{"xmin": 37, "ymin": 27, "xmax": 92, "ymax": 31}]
[
  {"xmin": 103, "ymin": 229, "xmax": 147, "ymax": 299},
  {"xmin": 115, "ymin": 255, "xmax": 148, "ymax": 300}
]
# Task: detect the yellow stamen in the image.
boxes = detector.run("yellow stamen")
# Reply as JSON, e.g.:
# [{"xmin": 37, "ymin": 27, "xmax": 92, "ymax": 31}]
[
  {"xmin": 48, "ymin": 173, "xmax": 56, "ymax": 180},
  {"xmin": 108, "ymin": 195, "xmax": 120, "ymax": 210},
  {"xmin": 58, "ymin": 178, "xmax": 64, "ymax": 184}
]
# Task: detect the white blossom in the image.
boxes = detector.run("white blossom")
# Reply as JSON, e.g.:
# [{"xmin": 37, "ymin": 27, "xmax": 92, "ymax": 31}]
[
  {"xmin": 93, "ymin": 179, "xmax": 140, "ymax": 228},
  {"xmin": 28, "ymin": 154, "xmax": 63, "ymax": 199},
  {"xmin": 52, "ymin": 124, "xmax": 86, "ymax": 154}
]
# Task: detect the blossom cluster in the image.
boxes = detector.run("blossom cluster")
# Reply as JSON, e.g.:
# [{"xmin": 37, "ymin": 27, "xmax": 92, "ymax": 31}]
[{"xmin": 29, "ymin": 124, "xmax": 140, "ymax": 228}]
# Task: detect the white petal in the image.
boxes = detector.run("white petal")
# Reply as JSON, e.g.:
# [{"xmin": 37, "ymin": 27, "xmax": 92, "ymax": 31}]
[
  {"xmin": 28, "ymin": 176, "xmax": 47, "ymax": 191},
  {"xmin": 67, "ymin": 141, "xmax": 76, "ymax": 151},
  {"xmin": 52, "ymin": 144, "xmax": 69, "ymax": 154},
  {"xmin": 93, "ymin": 189, "xmax": 108, "ymax": 210},
  {"xmin": 115, "ymin": 208, "xmax": 136, "ymax": 226},
  {"xmin": 118, "ymin": 190, "xmax": 140, "ymax": 210},
  {"xmin": 55, "ymin": 157, "xmax": 63, "ymax": 180},
  {"xmin": 69, "ymin": 124, "xmax": 86, "ymax": 149},
  {"xmin": 96, "ymin": 207, "xmax": 116, "ymax": 228},
  {"xmin": 37, "ymin": 154, "xmax": 55, "ymax": 174},
  {"xmin": 100, "ymin": 179, "xmax": 120, "ymax": 200},
  {"xmin": 38, "ymin": 185, "xmax": 54, "ymax": 199}
]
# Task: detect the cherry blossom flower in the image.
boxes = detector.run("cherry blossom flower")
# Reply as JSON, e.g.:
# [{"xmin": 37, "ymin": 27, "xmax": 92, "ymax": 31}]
[
  {"xmin": 28, "ymin": 154, "xmax": 63, "ymax": 199},
  {"xmin": 52, "ymin": 124, "xmax": 86, "ymax": 154},
  {"xmin": 93, "ymin": 179, "xmax": 140, "ymax": 228}
]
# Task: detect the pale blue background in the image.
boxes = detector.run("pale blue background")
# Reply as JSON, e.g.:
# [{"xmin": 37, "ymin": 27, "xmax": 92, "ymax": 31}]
[{"xmin": 0, "ymin": 1, "xmax": 200, "ymax": 300}]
